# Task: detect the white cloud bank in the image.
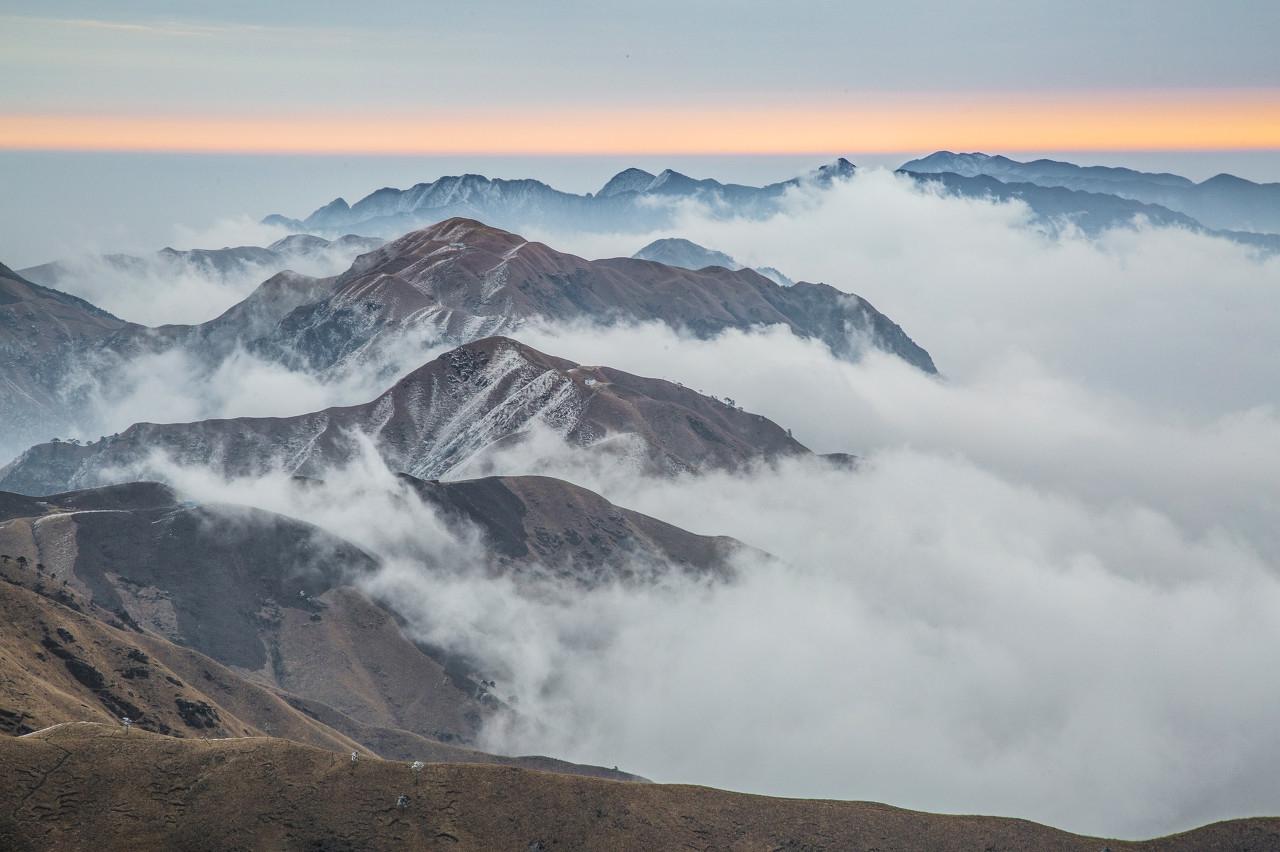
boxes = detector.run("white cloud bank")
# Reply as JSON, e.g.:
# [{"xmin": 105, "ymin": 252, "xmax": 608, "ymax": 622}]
[
  {"xmin": 54, "ymin": 168, "xmax": 1280, "ymax": 839},
  {"xmin": 419, "ymin": 336, "xmax": 1280, "ymax": 841},
  {"xmin": 532, "ymin": 169, "xmax": 1280, "ymax": 417},
  {"xmin": 395, "ymin": 175, "xmax": 1280, "ymax": 838}
]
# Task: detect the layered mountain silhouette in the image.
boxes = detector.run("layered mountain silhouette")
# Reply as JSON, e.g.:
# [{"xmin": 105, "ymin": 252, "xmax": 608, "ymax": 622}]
[
  {"xmin": 4, "ymin": 155, "xmax": 1279, "ymax": 849},
  {"xmin": 632, "ymin": 237, "xmax": 795, "ymax": 286},
  {"xmin": 263, "ymin": 159, "xmax": 857, "ymax": 237},
  {"xmin": 901, "ymin": 151, "xmax": 1280, "ymax": 246},
  {"xmin": 253, "ymin": 218, "xmax": 933, "ymax": 372},
  {"xmin": 0, "ymin": 337, "xmax": 810, "ymax": 496},
  {"xmin": 0, "ymin": 218, "xmax": 934, "ymax": 462},
  {"xmin": 264, "ymin": 153, "xmax": 1280, "ymax": 252}
]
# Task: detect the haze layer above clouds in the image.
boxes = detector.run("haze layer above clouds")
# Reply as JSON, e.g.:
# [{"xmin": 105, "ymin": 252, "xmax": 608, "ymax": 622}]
[{"xmin": 29, "ymin": 215, "xmax": 353, "ymax": 325}]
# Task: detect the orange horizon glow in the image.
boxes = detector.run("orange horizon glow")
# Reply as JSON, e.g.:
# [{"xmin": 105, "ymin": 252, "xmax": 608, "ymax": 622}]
[{"xmin": 3, "ymin": 92, "xmax": 1280, "ymax": 155}]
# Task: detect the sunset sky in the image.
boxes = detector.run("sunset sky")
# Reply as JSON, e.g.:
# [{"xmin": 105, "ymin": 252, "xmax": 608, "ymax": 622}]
[
  {"xmin": 6, "ymin": 0, "xmax": 1280, "ymax": 266},
  {"xmin": 4, "ymin": 1, "xmax": 1280, "ymax": 154}
]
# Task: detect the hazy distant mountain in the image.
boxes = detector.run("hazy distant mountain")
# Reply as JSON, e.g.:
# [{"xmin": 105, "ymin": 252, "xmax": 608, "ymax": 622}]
[
  {"xmin": 632, "ymin": 238, "xmax": 795, "ymax": 286},
  {"xmin": 0, "ymin": 337, "xmax": 810, "ymax": 496},
  {"xmin": 255, "ymin": 218, "xmax": 933, "ymax": 373},
  {"xmin": 902, "ymin": 151, "xmax": 1280, "ymax": 236},
  {"xmin": 900, "ymin": 170, "xmax": 1207, "ymax": 233},
  {"xmin": 263, "ymin": 159, "xmax": 857, "ymax": 237},
  {"xmin": 902, "ymin": 151, "xmax": 1194, "ymax": 189},
  {"xmin": 634, "ymin": 237, "xmax": 738, "ymax": 269},
  {"xmin": 17, "ymin": 234, "xmax": 384, "ymax": 309},
  {"xmin": 20, "ymin": 233, "xmax": 382, "ymax": 286}
]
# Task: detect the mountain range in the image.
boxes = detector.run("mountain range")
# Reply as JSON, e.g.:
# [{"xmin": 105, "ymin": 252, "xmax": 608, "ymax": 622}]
[
  {"xmin": 901, "ymin": 151, "xmax": 1280, "ymax": 248},
  {"xmin": 16, "ymin": 149, "xmax": 1267, "ymax": 468},
  {"xmin": 4, "ymin": 155, "xmax": 1277, "ymax": 847},
  {"xmin": 261, "ymin": 154, "xmax": 1280, "ymax": 254},
  {"xmin": 253, "ymin": 217, "xmax": 932, "ymax": 373},
  {"xmin": 263, "ymin": 159, "xmax": 858, "ymax": 237},
  {"xmin": 902, "ymin": 151, "xmax": 1280, "ymax": 234},
  {"xmin": 5, "ymin": 722, "xmax": 1276, "ymax": 851},
  {"xmin": 17, "ymin": 234, "xmax": 384, "ymax": 294},
  {"xmin": 0, "ymin": 336, "xmax": 810, "ymax": 496},
  {"xmin": 0, "ymin": 473, "xmax": 741, "ymax": 754},
  {"xmin": 0, "ymin": 217, "xmax": 935, "ymax": 464},
  {"xmin": 2, "ymin": 467, "xmax": 1272, "ymax": 847}
]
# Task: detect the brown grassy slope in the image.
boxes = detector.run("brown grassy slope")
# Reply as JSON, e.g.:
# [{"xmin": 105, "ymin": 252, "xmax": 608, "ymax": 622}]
[
  {"xmin": 0, "ymin": 575, "xmax": 366, "ymax": 752},
  {"xmin": 280, "ymin": 691, "xmax": 645, "ymax": 781},
  {"xmin": 0, "ymin": 576, "xmax": 641, "ymax": 782},
  {"xmin": 0, "ymin": 485, "xmax": 494, "ymax": 744},
  {"xmin": 2, "ymin": 724, "xmax": 1277, "ymax": 852}
]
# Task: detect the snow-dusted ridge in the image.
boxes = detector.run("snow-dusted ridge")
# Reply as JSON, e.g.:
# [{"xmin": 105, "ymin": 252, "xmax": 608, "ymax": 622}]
[{"xmin": 0, "ymin": 337, "xmax": 810, "ymax": 496}]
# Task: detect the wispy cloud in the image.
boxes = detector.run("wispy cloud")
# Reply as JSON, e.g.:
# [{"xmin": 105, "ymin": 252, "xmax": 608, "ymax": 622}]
[{"xmin": 2, "ymin": 14, "xmax": 336, "ymax": 40}]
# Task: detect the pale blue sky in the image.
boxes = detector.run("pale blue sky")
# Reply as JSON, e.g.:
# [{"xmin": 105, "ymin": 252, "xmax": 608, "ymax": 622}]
[{"xmin": 3, "ymin": 1, "xmax": 1280, "ymax": 115}]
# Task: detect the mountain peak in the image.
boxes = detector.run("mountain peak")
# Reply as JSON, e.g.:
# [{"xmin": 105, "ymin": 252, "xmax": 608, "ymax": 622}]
[
  {"xmin": 633, "ymin": 238, "xmax": 739, "ymax": 271},
  {"xmin": 0, "ymin": 332, "xmax": 812, "ymax": 494},
  {"xmin": 392, "ymin": 335, "xmax": 560, "ymax": 385},
  {"xmin": 900, "ymin": 151, "xmax": 994, "ymax": 174},
  {"xmin": 338, "ymin": 217, "xmax": 528, "ymax": 279},
  {"xmin": 395, "ymin": 216, "xmax": 525, "ymax": 250},
  {"xmin": 295, "ymin": 218, "xmax": 936, "ymax": 374},
  {"xmin": 646, "ymin": 169, "xmax": 703, "ymax": 193},
  {"xmin": 301, "ymin": 197, "xmax": 354, "ymax": 229},
  {"xmin": 812, "ymin": 157, "xmax": 856, "ymax": 182},
  {"xmin": 1201, "ymin": 172, "xmax": 1254, "ymax": 188},
  {"xmin": 598, "ymin": 168, "xmax": 657, "ymax": 197},
  {"xmin": 820, "ymin": 156, "xmax": 856, "ymax": 172},
  {"xmin": 266, "ymin": 233, "xmax": 330, "ymax": 253}
]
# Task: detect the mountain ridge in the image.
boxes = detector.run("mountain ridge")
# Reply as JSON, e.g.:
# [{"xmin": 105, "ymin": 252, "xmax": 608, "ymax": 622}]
[
  {"xmin": 0, "ymin": 509, "xmax": 644, "ymax": 780},
  {"xmin": 0, "ymin": 335, "xmax": 811, "ymax": 496},
  {"xmin": 252, "ymin": 217, "xmax": 935, "ymax": 374},
  {"xmin": 17, "ymin": 234, "xmax": 384, "ymax": 298},
  {"xmin": 901, "ymin": 150, "xmax": 1280, "ymax": 235},
  {"xmin": 0, "ymin": 475, "xmax": 746, "ymax": 762},
  {"xmin": 0, "ymin": 215, "xmax": 933, "ymax": 463},
  {"xmin": 3, "ymin": 722, "xmax": 1276, "ymax": 852},
  {"xmin": 263, "ymin": 158, "xmax": 858, "ymax": 237},
  {"xmin": 632, "ymin": 237, "xmax": 795, "ymax": 286}
]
